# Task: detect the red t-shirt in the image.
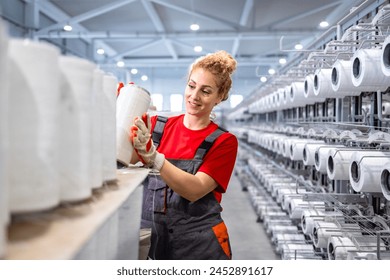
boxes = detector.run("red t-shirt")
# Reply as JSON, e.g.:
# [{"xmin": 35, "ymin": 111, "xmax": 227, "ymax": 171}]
[{"xmin": 150, "ymin": 114, "xmax": 238, "ymax": 203}]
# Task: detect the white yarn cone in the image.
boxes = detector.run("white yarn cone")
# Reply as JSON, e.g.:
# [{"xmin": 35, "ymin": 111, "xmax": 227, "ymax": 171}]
[
  {"xmin": 91, "ymin": 68, "xmax": 104, "ymax": 189},
  {"xmin": 331, "ymin": 59, "xmax": 360, "ymax": 96},
  {"xmin": 327, "ymin": 148, "xmax": 361, "ymax": 180},
  {"xmin": 58, "ymin": 56, "xmax": 95, "ymax": 202},
  {"xmin": 352, "ymin": 48, "xmax": 390, "ymax": 92},
  {"xmin": 0, "ymin": 19, "xmax": 9, "ymax": 258},
  {"xmin": 381, "ymin": 35, "xmax": 390, "ymax": 76},
  {"xmin": 116, "ymin": 84, "xmax": 151, "ymax": 165},
  {"xmin": 101, "ymin": 74, "xmax": 118, "ymax": 182},
  {"xmin": 8, "ymin": 39, "xmax": 61, "ymax": 213},
  {"xmin": 349, "ymin": 150, "xmax": 390, "ymax": 193}
]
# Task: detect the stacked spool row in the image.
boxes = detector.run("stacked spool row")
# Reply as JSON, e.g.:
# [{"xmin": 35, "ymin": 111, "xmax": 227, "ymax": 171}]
[
  {"xmin": 247, "ymin": 129, "xmax": 390, "ymax": 200},
  {"xmin": 248, "ymin": 36, "xmax": 390, "ymax": 114},
  {"xmin": 238, "ymin": 146, "xmax": 388, "ymax": 260},
  {"xmin": 0, "ymin": 21, "xmax": 150, "ymax": 259}
]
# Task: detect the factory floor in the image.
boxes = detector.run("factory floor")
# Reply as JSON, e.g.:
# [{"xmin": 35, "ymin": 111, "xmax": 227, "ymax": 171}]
[{"xmin": 221, "ymin": 173, "xmax": 280, "ymax": 260}]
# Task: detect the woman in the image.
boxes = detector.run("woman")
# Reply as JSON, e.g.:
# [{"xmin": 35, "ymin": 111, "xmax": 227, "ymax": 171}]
[{"xmin": 130, "ymin": 50, "xmax": 238, "ymax": 260}]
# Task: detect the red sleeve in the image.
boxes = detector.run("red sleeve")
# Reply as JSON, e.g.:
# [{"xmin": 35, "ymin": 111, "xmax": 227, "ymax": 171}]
[{"xmin": 198, "ymin": 132, "xmax": 238, "ymax": 201}]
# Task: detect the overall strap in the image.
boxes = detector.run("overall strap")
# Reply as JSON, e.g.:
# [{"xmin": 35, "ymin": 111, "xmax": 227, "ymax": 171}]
[
  {"xmin": 194, "ymin": 126, "xmax": 228, "ymax": 160},
  {"xmin": 152, "ymin": 116, "xmax": 168, "ymax": 148}
]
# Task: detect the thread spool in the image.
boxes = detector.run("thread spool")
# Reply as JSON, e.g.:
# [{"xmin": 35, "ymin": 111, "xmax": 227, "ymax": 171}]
[
  {"xmin": 303, "ymin": 142, "xmax": 326, "ymax": 166},
  {"xmin": 91, "ymin": 68, "xmax": 104, "ymax": 189},
  {"xmin": 327, "ymin": 236, "xmax": 357, "ymax": 260},
  {"xmin": 290, "ymin": 139, "xmax": 324, "ymax": 161},
  {"xmin": 382, "ymin": 101, "xmax": 390, "ymax": 115},
  {"xmin": 288, "ymin": 198, "xmax": 325, "ymax": 220},
  {"xmin": 58, "ymin": 55, "xmax": 96, "ymax": 202},
  {"xmin": 281, "ymin": 85, "xmax": 292, "ymax": 109},
  {"xmin": 116, "ymin": 84, "xmax": 151, "ymax": 165},
  {"xmin": 301, "ymin": 209, "xmax": 325, "ymax": 236},
  {"xmin": 331, "ymin": 59, "xmax": 360, "ymax": 96},
  {"xmin": 0, "ymin": 19, "xmax": 9, "ymax": 258},
  {"xmin": 304, "ymin": 74, "xmax": 326, "ymax": 104},
  {"xmin": 349, "ymin": 150, "xmax": 390, "ymax": 193},
  {"xmin": 289, "ymin": 81, "xmax": 307, "ymax": 107},
  {"xmin": 327, "ymin": 148, "xmax": 359, "ymax": 180},
  {"xmin": 314, "ymin": 145, "xmax": 344, "ymax": 173},
  {"xmin": 381, "ymin": 35, "xmax": 390, "ymax": 76},
  {"xmin": 314, "ymin": 68, "xmax": 336, "ymax": 98},
  {"xmin": 280, "ymin": 244, "xmax": 317, "ymax": 260},
  {"xmin": 352, "ymin": 48, "xmax": 390, "ymax": 92},
  {"xmin": 8, "ymin": 39, "xmax": 61, "ymax": 213},
  {"xmin": 312, "ymin": 221, "xmax": 343, "ymax": 248},
  {"xmin": 380, "ymin": 168, "xmax": 390, "ymax": 201},
  {"xmin": 102, "ymin": 74, "xmax": 118, "ymax": 183}
]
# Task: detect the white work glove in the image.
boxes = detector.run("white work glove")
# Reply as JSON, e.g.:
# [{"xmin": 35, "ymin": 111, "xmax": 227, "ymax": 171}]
[{"xmin": 130, "ymin": 113, "xmax": 165, "ymax": 171}]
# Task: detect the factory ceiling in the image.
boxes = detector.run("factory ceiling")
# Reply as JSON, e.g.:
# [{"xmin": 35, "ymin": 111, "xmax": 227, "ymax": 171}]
[{"xmin": 19, "ymin": 0, "xmax": 367, "ymax": 99}]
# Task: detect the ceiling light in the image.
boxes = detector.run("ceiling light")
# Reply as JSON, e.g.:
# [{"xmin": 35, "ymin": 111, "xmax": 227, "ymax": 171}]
[
  {"xmin": 141, "ymin": 75, "xmax": 148, "ymax": 81},
  {"xmin": 190, "ymin": 23, "xmax": 200, "ymax": 31},
  {"xmin": 194, "ymin": 45, "xmax": 202, "ymax": 52},
  {"xmin": 260, "ymin": 76, "xmax": 267, "ymax": 83},
  {"xmin": 63, "ymin": 24, "xmax": 72, "ymax": 31},
  {"xmin": 268, "ymin": 68, "xmax": 276, "ymax": 75},
  {"xmin": 279, "ymin": 58, "xmax": 287, "ymax": 65},
  {"xmin": 319, "ymin": 21, "xmax": 329, "ymax": 28},
  {"xmin": 116, "ymin": 61, "xmax": 125, "ymax": 67},
  {"xmin": 294, "ymin": 43, "xmax": 303, "ymax": 50},
  {"xmin": 96, "ymin": 48, "xmax": 105, "ymax": 55},
  {"xmin": 131, "ymin": 68, "xmax": 138, "ymax": 75}
]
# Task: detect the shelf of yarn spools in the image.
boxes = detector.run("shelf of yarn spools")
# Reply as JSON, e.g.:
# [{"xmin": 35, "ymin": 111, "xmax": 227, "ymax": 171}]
[{"xmin": 5, "ymin": 166, "xmax": 149, "ymax": 260}]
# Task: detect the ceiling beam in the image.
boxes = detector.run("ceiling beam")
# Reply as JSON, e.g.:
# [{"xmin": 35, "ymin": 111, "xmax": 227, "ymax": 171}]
[
  {"xmin": 35, "ymin": 30, "xmax": 315, "ymax": 40},
  {"xmin": 149, "ymin": 0, "xmax": 247, "ymax": 31},
  {"xmin": 109, "ymin": 38, "xmax": 164, "ymax": 60},
  {"xmin": 232, "ymin": 0, "xmax": 254, "ymax": 57},
  {"xmin": 35, "ymin": 0, "xmax": 137, "ymax": 35}
]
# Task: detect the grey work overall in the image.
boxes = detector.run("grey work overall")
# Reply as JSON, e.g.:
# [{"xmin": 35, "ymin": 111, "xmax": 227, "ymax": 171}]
[{"xmin": 141, "ymin": 116, "xmax": 231, "ymax": 260}]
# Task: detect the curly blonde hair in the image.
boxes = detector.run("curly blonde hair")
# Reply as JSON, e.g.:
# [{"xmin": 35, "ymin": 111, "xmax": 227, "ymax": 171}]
[{"xmin": 189, "ymin": 50, "xmax": 237, "ymax": 101}]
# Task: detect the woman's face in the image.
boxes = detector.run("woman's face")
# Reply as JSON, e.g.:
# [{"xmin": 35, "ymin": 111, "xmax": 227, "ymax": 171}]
[{"xmin": 185, "ymin": 68, "xmax": 222, "ymax": 118}]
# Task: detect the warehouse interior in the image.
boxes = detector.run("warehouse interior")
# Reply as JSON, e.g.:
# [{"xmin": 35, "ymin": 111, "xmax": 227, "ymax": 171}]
[{"xmin": 2, "ymin": 0, "xmax": 390, "ymax": 261}]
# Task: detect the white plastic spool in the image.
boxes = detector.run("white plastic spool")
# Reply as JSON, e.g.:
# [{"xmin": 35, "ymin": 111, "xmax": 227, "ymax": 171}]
[
  {"xmin": 381, "ymin": 35, "xmax": 390, "ymax": 76},
  {"xmin": 0, "ymin": 19, "xmax": 9, "ymax": 259},
  {"xmin": 304, "ymin": 74, "xmax": 325, "ymax": 104},
  {"xmin": 313, "ymin": 68, "xmax": 337, "ymax": 98},
  {"xmin": 349, "ymin": 150, "xmax": 390, "ymax": 193},
  {"xmin": 314, "ymin": 144, "xmax": 344, "ymax": 173},
  {"xmin": 58, "ymin": 55, "xmax": 96, "ymax": 202},
  {"xmin": 8, "ymin": 39, "xmax": 61, "ymax": 213},
  {"xmin": 116, "ymin": 84, "xmax": 151, "ymax": 165},
  {"xmin": 289, "ymin": 81, "xmax": 307, "ymax": 107},
  {"xmin": 102, "ymin": 74, "xmax": 118, "ymax": 182},
  {"xmin": 290, "ymin": 139, "xmax": 324, "ymax": 161},
  {"xmin": 327, "ymin": 148, "xmax": 360, "ymax": 180},
  {"xmin": 331, "ymin": 59, "xmax": 361, "ymax": 96},
  {"xmin": 380, "ymin": 167, "xmax": 390, "ymax": 201},
  {"xmin": 352, "ymin": 48, "xmax": 390, "ymax": 92}
]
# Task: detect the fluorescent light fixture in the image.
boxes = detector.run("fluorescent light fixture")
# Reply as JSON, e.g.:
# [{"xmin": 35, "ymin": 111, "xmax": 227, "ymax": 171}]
[
  {"xmin": 319, "ymin": 21, "xmax": 329, "ymax": 28},
  {"xmin": 194, "ymin": 45, "xmax": 203, "ymax": 52},
  {"xmin": 190, "ymin": 23, "xmax": 200, "ymax": 31},
  {"xmin": 279, "ymin": 58, "xmax": 287, "ymax": 64},
  {"xmin": 63, "ymin": 24, "xmax": 72, "ymax": 31},
  {"xmin": 268, "ymin": 68, "xmax": 276, "ymax": 75},
  {"xmin": 295, "ymin": 43, "xmax": 303, "ymax": 50}
]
